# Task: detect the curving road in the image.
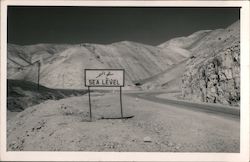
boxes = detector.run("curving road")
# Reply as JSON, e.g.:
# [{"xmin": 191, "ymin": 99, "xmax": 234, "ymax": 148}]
[
  {"xmin": 123, "ymin": 91, "xmax": 240, "ymax": 152},
  {"xmin": 7, "ymin": 91, "xmax": 240, "ymax": 152},
  {"xmin": 126, "ymin": 91, "xmax": 240, "ymax": 119}
]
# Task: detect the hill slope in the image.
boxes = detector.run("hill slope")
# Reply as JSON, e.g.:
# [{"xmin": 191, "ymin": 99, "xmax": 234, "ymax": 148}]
[
  {"xmin": 8, "ymin": 41, "xmax": 189, "ymax": 89},
  {"xmin": 140, "ymin": 20, "xmax": 240, "ymax": 107},
  {"xmin": 7, "ymin": 20, "xmax": 240, "ymax": 106},
  {"xmin": 7, "ymin": 79, "xmax": 88, "ymax": 113}
]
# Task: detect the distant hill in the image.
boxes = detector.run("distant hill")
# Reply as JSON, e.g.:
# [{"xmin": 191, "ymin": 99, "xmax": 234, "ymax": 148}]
[
  {"xmin": 7, "ymin": 41, "xmax": 189, "ymax": 89},
  {"xmin": 158, "ymin": 30, "xmax": 211, "ymax": 50},
  {"xmin": 7, "ymin": 20, "xmax": 240, "ymax": 106}
]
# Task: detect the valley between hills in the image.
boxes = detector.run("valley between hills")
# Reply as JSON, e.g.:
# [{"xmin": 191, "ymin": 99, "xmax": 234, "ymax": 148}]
[{"xmin": 7, "ymin": 20, "xmax": 240, "ymax": 152}]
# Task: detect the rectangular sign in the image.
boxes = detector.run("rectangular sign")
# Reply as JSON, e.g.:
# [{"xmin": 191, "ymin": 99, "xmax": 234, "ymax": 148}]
[{"xmin": 85, "ymin": 69, "xmax": 125, "ymax": 87}]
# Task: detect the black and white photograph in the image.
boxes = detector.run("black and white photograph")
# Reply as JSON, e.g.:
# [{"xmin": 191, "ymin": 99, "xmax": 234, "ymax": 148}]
[{"xmin": 0, "ymin": 0, "xmax": 249, "ymax": 161}]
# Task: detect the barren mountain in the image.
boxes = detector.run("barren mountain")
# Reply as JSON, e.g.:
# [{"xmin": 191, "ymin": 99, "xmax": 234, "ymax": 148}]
[
  {"xmin": 7, "ymin": 43, "xmax": 72, "ymax": 76},
  {"xmin": 7, "ymin": 20, "xmax": 240, "ymax": 106},
  {"xmin": 8, "ymin": 41, "xmax": 189, "ymax": 89},
  {"xmin": 159, "ymin": 30, "xmax": 211, "ymax": 50},
  {"xmin": 141, "ymin": 60, "xmax": 187, "ymax": 91},
  {"xmin": 7, "ymin": 20, "xmax": 241, "ymax": 153},
  {"xmin": 140, "ymin": 30, "xmax": 213, "ymax": 90}
]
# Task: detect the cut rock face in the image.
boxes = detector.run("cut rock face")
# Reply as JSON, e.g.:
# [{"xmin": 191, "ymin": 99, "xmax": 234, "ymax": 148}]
[
  {"xmin": 180, "ymin": 20, "xmax": 240, "ymax": 106},
  {"xmin": 181, "ymin": 41, "xmax": 240, "ymax": 106}
]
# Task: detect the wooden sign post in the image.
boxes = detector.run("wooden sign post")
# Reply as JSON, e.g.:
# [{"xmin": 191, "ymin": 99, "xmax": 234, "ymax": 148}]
[
  {"xmin": 37, "ymin": 61, "xmax": 41, "ymax": 91},
  {"xmin": 85, "ymin": 69, "xmax": 129, "ymax": 121},
  {"xmin": 120, "ymin": 86, "xmax": 123, "ymax": 118}
]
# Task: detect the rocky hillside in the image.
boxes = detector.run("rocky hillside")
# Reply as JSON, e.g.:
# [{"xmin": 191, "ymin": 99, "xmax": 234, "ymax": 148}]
[
  {"xmin": 139, "ymin": 20, "xmax": 240, "ymax": 106},
  {"xmin": 141, "ymin": 59, "xmax": 187, "ymax": 91},
  {"xmin": 181, "ymin": 20, "xmax": 240, "ymax": 106},
  {"xmin": 8, "ymin": 41, "xmax": 189, "ymax": 89},
  {"xmin": 7, "ymin": 20, "xmax": 240, "ymax": 106},
  {"xmin": 7, "ymin": 43, "xmax": 72, "ymax": 76},
  {"xmin": 130, "ymin": 30, "xmax": 214, "ymax": 90}
]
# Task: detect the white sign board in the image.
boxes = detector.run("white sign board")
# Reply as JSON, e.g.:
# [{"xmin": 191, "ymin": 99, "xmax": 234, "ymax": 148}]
[{"xmin": 85, "ymin": 69, "xmax": 125, "ymax": 87}]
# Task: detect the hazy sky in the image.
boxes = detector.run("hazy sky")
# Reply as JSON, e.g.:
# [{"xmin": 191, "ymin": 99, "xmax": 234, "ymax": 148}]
[{"xmin": 8, "ymin": 7, "xmax": 240, "ymax": 46}]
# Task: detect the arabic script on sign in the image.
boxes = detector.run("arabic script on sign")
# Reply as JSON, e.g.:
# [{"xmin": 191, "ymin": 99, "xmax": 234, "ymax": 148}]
[{"xmin": 85, "ymin": 70, "xmax": 124, "ymax": 87}]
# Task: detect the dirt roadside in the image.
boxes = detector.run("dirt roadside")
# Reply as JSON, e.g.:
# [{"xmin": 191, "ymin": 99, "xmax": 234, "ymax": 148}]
[{"xmin": 7, "ymin": 92, "xmax": 239, "ymax": 152}]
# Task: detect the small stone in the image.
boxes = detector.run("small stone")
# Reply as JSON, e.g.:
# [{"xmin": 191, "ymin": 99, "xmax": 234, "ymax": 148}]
[
  {"xmin": 143, "ymin": 136, "xmax": 152, "ymax": 142},
  {"xmin": 168, "ymin": 142, "xmax": 174, "ymax": 147}
]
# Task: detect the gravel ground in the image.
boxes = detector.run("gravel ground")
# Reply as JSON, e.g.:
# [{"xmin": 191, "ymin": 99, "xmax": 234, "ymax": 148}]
[{"xmin": 7, "ymin": 91, "xmax": 239, "ymax": 152}]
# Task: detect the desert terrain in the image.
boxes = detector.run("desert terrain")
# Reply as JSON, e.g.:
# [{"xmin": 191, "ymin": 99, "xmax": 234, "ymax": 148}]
[
  {"xmin": 8, "ymin": 91, "xmax": 239, "ymax": 152},
  {"xmin": 7, "ymin": 20, "xmax": 240, "ymax": 152}
]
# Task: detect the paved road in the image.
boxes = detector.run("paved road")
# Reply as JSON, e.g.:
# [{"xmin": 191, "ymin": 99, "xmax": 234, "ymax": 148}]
[
  {"xmin": 124, "ymin": 91, "xmax": 240, "ymax": 152},
  {"xmin": 126, "ymin": 92, "xmax": 240, "ymax": 120}
]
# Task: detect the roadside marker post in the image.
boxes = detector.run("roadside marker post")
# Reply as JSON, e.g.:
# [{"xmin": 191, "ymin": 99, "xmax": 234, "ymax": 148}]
[
  {"xmin": 37, "ymin": 61, "xmax": 41, "ymax": 91},
  {"xmin": 9, "ymin": 58, "xmax": 41, "ymax": 91},
  {"xmin": 88, "ymin": 86, "xmax": 92, "ymax": 121},
  {"xmin": 120, "ymin": 86, "xmax": 123, "ymax": 118},
  {"xmin": 85, "ymin": 69, "xmax": 132, "ymax": 121}
]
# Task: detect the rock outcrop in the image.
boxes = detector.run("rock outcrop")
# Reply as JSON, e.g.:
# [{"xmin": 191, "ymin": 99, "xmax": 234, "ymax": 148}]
[{"xmin": 181, "ymin": 20, "xmax": 240, "ymax": 106}]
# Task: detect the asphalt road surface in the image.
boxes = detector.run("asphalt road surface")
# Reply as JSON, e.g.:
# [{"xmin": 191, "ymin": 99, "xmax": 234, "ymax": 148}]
[
  {"xmin": 127, "ymin": 92, "xmax": 240, "ymax": 119},
  {"xmin": 124, "ymin": 91, "xmax": 240, "ymax": 152}
]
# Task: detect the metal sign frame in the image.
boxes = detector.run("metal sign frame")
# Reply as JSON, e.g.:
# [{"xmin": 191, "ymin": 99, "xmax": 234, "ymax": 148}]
[{"xmin": 84, "ymin": 69, "xmax": 125, "ymax": 121}]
